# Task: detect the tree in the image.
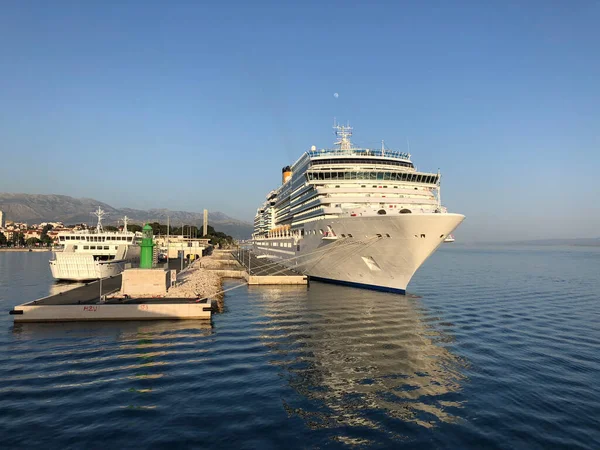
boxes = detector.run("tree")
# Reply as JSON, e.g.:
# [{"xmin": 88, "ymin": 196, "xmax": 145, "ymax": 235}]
[
  {"xmin": 0, "ymin": 232, "xmax": 7, "ymax": 246},
  {"xmin": 104, "ymin": 225, "xmax": 118, "ymax": 232},
  {"xmin": 128, "ymin": 224, "xmax": 143, "ymax": 233},
  {"xmin": 26, "ymin": 237, "xmax": 41, "ymax": 247},
  {"xmin": 13, "ymin": 232, "xmax": 25, "ymax": 247}
]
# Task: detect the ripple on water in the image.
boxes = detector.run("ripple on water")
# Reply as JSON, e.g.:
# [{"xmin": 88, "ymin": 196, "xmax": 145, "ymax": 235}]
[{"xmin": 1, "ymin": 247, "xmax": 600, "ymax": 448}]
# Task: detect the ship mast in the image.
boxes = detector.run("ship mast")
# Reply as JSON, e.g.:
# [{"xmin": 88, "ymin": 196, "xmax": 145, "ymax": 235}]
[
  {"xmin": 333, "ymin": 122, "xmax": 353, "ymax": 151},
  {"xmin": 92, "ymin": 207, "xmax": 106, "ymax": 233},
  {"xmin": 122, "ymin": 216, "xmax": 129, "ymax": 233}
]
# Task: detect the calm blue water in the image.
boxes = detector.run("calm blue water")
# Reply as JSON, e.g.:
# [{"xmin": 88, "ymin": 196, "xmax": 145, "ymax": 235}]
[{"xmin": 0, "ymin": 246, "xmax": 599, "ymax": 449}]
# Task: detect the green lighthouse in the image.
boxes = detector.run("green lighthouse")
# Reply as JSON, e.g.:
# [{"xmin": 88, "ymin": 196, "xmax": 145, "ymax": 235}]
[{"xmin": 140, "ymin": 224, "xmax": 155, "ymax": 269}]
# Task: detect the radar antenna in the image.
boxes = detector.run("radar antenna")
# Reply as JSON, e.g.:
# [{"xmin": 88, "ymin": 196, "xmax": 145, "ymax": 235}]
[
  {"xmin": 91, "ymin": 207, "xmax": 106, "ymax": 233},
  {"xmin": 333, "ymin": 121, "xmax": 353, "ymax": 151}
]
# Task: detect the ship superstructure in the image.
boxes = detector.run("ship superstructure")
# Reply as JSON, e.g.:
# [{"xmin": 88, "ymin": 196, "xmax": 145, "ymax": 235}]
[
  {"xmin": 49, "ymin": 208, "xmax": 141, "ymax": 281},
  {"xmin": 252, "ymin": 123, "xmax": 464, "ymax": 293}
]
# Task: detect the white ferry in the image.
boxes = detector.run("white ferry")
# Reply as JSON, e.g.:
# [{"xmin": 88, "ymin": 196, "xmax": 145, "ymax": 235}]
[
  {"xmin": 49, "ymin": 208, "xmax": 141, "ymax": 281},
  {"xmin": 252, "ymin": 123, "xmax": 465, "ymax": 294}
]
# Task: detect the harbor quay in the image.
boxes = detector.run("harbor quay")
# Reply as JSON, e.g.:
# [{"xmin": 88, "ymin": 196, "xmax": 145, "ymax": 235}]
[
  {"xmin": 9, "ymin": 248, "xmax": 308, "ymax": 323},
  {"xmin": 10, "ymin": 258, "xmax": 213, "ymax": 322}
]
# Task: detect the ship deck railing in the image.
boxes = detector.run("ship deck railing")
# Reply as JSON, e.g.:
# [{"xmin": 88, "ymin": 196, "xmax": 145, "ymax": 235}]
[{"xmin": 308, "ymin": 148, "xmax": 411, "ymax": 160}]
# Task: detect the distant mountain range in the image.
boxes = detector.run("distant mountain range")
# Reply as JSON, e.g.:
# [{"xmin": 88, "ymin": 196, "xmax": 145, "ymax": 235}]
[{"xmin": 0, "ymin": 193, "xmax": 253, "ymax": 239}]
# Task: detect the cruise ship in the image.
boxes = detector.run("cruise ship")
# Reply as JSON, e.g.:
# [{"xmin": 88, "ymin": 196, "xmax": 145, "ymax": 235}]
[
  {"xmin": 252, "ymin": 124, "xmax": 465, "ymax": 294},
  {"xmin": 49, "ymin": 208, "xmax": 141, "ymax": 281}
]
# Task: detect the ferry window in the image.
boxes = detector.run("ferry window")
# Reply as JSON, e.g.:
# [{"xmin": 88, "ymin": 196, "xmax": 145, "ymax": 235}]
[
  {"xmin": 127, "ymin": 237, "xmax": 132, "ymax": 242},
  {"xmin": 361, "ymin": 185, "xmax": 366, "ymax": 188},
  {"xmin": 344, "ymin": 172, "xmax": 351, "ymax": 180},
  {"xmin": 73, "ymin": 245, "xmax": 78, "ymax": 250},
  {"xmin": 370, "ymin": 173, "xmax": 376, "ymax": 180},
  {"xmin": 104, "ymin": 246, "xmax": 109, "ymax": 250},
  {"xmin": 115, "ymin": 246, "xmax": 118, "ymax": 250},
  {"xmin": 84, "ymin": 246, "xmax": 89, "ymax": 250},
  {"xmin": 377, "ymin": 172, "xmax": 384, "ymax": 180},
  {"xmin": 90, "ymin": 246, "xmax": 96, "ymax": 250},
  {"xmin": 60, "ymin": 236, "xmax": 65, "ymax": 241},
  {"xmin": 351, "ymin": 172, "xmax": 357, "ymax": 179},
  {"xmin": 384, "ymin": 172, "xmax": 391, "ymax": 181}
]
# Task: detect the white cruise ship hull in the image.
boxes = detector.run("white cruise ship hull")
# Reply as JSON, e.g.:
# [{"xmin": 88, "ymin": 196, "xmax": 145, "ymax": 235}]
[{"xmin": 253, "ymin": 213, "xmax": 464, "ymax": 294}]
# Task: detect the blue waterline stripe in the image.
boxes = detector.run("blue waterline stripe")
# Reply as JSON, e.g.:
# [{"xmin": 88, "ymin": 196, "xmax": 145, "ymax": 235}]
[{"xmin": 308, "ymin": 276, "xmax": 406, "ymax": 295}]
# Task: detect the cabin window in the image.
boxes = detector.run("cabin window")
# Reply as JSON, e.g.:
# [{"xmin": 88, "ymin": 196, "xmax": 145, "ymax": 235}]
[
  {"xmin": 400, "ymin": 209, "xmax": 412, "ymax": 214},
  {"xmin": 73, "ymin": 245, "xmax": 78, "ymax": 250},
  {"xmin": 377, "ymin": 209, "xmax": 387, "ymax": 215},
  {"xmin": 370, "ymin": 172, "xmax": 377, "ymax": 180},
  {"xmin": 127, "ymin": 237, "xmax": 133, "ymax": 242},
  {"xmin": 60, "ymin": 236, "xmax": 65, "ymax": 241},
  {"xmin": 90, "ymin": 246, "xmax": 96, "ymax": 250},
  {"xmin": 104, "ymin": 246, "xmax": 109, "ymax": 250},
  {"xmin": 384, "ymin": 172, "xmax": 391, "ymax": 181},
  {"xmin": 377, "ymin": 172, "xmax": 384, "ymax": 180},
  {"xmin": 84, "ymin": 246, "xmax": 89, "ymax": 250}
]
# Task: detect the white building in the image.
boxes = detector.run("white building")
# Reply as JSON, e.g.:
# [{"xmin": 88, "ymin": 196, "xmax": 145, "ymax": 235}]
[
  {"xmin": 0, "ymin": 211, "xmax": 4, "ymax": 228},
  {"xmin": 154, "ymin": 236, "xmax": 210, "ymax": 260}
]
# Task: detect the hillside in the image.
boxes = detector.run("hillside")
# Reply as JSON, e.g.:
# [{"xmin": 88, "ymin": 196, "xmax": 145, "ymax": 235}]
[{"xmin": 0, "ymin": 193, "xmax": 253, "ymax": 239}]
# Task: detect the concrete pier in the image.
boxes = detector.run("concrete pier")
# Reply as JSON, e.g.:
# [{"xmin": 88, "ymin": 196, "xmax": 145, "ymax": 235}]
[{"xmin": 9, "ymin": 258, "xmax": 212, "ymax": 323}]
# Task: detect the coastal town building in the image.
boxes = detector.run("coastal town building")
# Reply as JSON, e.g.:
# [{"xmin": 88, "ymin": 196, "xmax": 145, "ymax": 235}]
[{"xmin": 155, "ymin": 235, "xmax": 210, "ymax": 260}]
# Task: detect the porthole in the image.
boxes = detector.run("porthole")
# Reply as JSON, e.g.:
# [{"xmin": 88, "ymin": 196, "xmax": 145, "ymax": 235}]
[
  {"xmin": 400, "ymin": 209, "xmax": 412, "ymax": 214},
  {"xmin": 377, "ymin": 209, "xmax": 387, "ymax": 215}
]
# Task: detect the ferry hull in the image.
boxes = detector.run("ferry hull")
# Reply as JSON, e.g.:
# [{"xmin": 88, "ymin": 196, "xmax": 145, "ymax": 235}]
[
  {"xmin": 253, "ymin": 213, "xmax": 464, "ymax": 293},
  {"xmin": 50, "ymin": 254, "xmax": 128, "ymax": 281}
]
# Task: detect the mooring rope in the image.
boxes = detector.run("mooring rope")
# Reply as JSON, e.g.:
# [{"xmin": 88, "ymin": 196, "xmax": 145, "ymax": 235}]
[{"xmin": 197, "ymin": 235, "xmax": 382, "ymax": 302}]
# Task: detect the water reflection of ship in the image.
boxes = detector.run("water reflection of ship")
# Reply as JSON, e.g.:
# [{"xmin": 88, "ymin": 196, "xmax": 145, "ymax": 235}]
[{"xmin": 254, "ymin": 282, "xmax": 466, "ymax": 433}]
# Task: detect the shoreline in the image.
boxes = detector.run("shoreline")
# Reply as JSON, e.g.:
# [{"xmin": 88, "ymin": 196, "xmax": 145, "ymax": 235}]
[{"xmin": 0, "ymin": 248, "xmax": 51, "ymax": 252}]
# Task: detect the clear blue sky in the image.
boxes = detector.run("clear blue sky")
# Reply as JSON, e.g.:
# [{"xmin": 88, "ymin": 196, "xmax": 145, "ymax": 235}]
[{"xmin": 1, "ymin": 1, "xmax": 598, "ymax": 241}]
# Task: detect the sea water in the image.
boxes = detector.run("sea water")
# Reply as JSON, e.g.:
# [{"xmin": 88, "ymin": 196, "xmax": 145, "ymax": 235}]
[{"xmin": 0, "ymin": 246, "xmax": 599, "ymax": 449}]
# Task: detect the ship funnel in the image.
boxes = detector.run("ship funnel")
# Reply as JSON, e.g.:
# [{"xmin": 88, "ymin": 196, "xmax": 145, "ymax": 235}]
[{"xmin": 282, "ymin": 165, "xmax": 292, "ymax": 184}]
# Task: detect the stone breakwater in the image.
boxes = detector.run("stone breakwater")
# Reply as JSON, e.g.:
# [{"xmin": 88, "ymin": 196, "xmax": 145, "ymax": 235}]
[{"xmin": 166, "ymin": 262, "xmax": 224, "ymax": 300}]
